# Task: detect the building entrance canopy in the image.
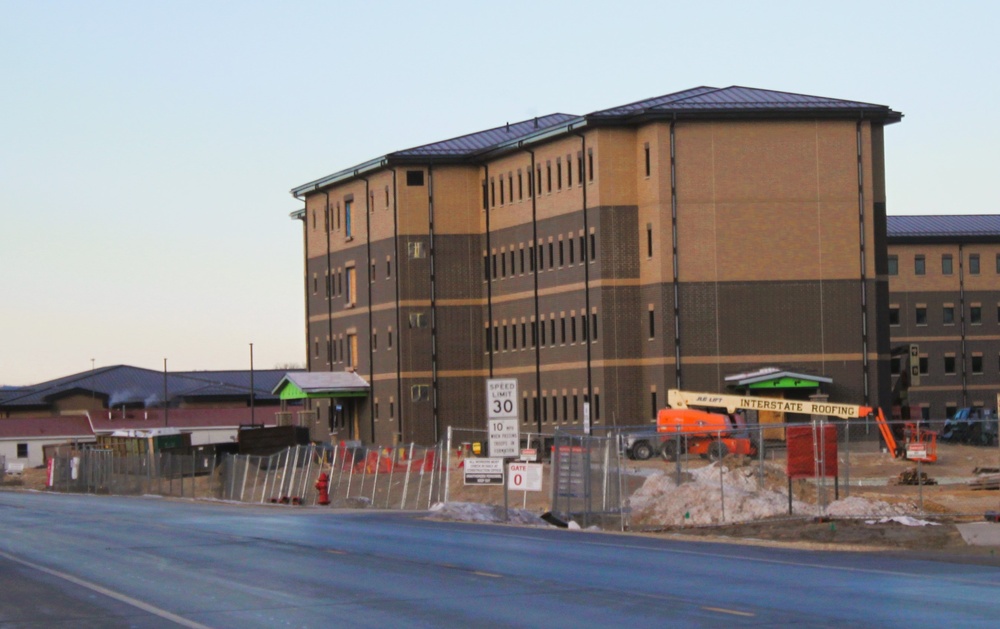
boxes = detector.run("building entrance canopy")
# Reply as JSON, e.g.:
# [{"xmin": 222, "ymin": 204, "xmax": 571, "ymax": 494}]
[
  {"xmin": 724, "ymin": 367, "xmax": 832, "ymax": 391},
  {"xmin": 271, "ymin": 372, "xmax": 370, "ymax": 401}
]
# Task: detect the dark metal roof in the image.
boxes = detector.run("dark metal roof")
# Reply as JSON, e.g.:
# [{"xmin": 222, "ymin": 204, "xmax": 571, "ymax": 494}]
[
  {"xmin": 589, "ymin": 86, "xmax": 901, "ymax": 123},
  {"xmin": 887, "ymin": 215, "xmax": 1000, "ymax": 244},
  {"xmin": 291, "ymin": 85, "xmax": 902, "ymax": 197},
  {"xmin": 0, "ymin": 366, "xmax": 289, "ymax": 408},
  {"xmin": 392, "ymin": 113, "xmax": 579, "ymax": 159}
]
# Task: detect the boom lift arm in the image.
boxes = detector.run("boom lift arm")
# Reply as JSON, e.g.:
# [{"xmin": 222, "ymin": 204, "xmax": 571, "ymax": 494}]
[{"xmin": 666, "ymin": 389, "xmax": 934, "ymax": 463}]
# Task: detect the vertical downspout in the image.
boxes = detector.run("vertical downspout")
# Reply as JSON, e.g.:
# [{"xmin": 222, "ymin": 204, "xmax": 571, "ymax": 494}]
[
  {"xmin": 427, "ymin": 166, "xmax": 440, "ymax": 442},
  {"xmin": 296, "ymin": 198, "xmax": 310, "ymax": 373},
  {"xmin": 571, "ymin": 129, "xmax": 593, "ymax": 420},
  {"xmin": 669, "ymin": 120, "xmax": 682, "ymax": 388},
  {"xmin": 959, "ymin": 243, "xmax": 968, "ymax": 406},
  {"xmin": 483, "ymin": 165, "xmax": 494, "ymax": 376},
  {"xmin": 321, "ymin": 190, "xmax": 333, "ymax": 430},
  {"xmin": 524, "ymin": 145, "xmax": 543, "ymax": 435},
  {"xmin": 360, "ymin": 174, "xmax": 375, "ymax": 443},
  {"xmin": 391, "ymin": 169, "xmax": 404, "ymax": 441},
  {"xmin": 856, "ymin": 120, "xmax": 871, "ymax": 406}
]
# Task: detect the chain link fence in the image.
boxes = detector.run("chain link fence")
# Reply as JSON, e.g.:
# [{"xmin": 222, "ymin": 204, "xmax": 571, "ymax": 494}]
[{"xmin": 38, "ymin": 415, "xmax": 1000, "ymax": 531}]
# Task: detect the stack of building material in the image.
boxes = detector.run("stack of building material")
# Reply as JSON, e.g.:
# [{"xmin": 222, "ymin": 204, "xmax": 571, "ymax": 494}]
[{"xmin": 968, "ymin": 473, "xmax": 1000, "ymax": 490}]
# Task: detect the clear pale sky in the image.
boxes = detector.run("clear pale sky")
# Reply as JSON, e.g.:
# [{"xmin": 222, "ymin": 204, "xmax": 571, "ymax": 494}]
[{"xmin": 2, "ymin": 0, "xmax": 997, "ymax": 386}]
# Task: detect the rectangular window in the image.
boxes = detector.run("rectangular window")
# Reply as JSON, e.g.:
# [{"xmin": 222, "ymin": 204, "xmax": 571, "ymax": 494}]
[
  {"xmin": 568, "ymin": 238, "xmax": 574, "ymax": 264},
  {"xmin": 889, "ymin": 306, "xmax": 900, "ymax": 326},
  {"xmin": 587, "ymin": 148, "xmax": 594, "ymax": 181},
  {"xmin": 972, "ymin": 355, "xmax": 984, "ymax": 374},
  {"xmin": 944, "ymin": 355, "xmax": 956, "ymax": 374},
  {"xmin": 538, "ymin": 243, "xmax": 544, "ymax": 270},
  {"xmin": 970, "ymin": 253, "xmax": 981, "ymax": 275},
  {"xmin": 644, "ymin": 143, "xmax": 650, "ymax": 177},
  {"xmin": 971, "ymin": 305, "xmax": 982, "ymax": 324},
  {"xmin": 499, "ymin": 176, "xmax": 505, "ymax": 205},
  {"xmin": 483, "ymin": 254, "xmax": 490, "ymax": 281},
  {"xmin": 996, "ymin": 253, "xmax": 1000, "ymax": 274},
  {"xmin": 531, "ymin": 321, "xmax": 537, "ymax": 347},
  {"xmin": 946, "ymin": 404, "xmax": 957, "ymax": 420},
  {"xmin": 410, "ymin": 385, "xmax": 429, "ymax": 401},
  {"xmin": 388, "ymin": 329, "xmax": 392, "ymax": 348},
  {"xmin": 647, "ymin": 224, "xmax": 653, "ymax": 257},
  {"xmin": 920, "ymin": 356, "xmax": 929, "ymax": 375},
  {"xmin": 492, "ymin": 253, "xmax": 497, "ymax": 279},
  {"xmin": 540, "ymin": 319, "xmax": 546, "ymax": 345},
  {"xmin": 536, "ymin": 166, "xmax": 542, "ymax": 194},
  {"xmin": 387, "ymin": 258, "xmax": 392, "ymax": 279},
  {"xmin": 556, "ymin": 159, "xmax": 562, "ymax": 190},
  {"xmin": 581, "ymin": 314, "xmax": 588, "ymax": 341},
  {"xmin": 592, "ymin": 313, "xmax": 598, "ymax": 340},
  {"xmin": 590, "ymin": 233, "xmax": 596, "ymax": 260},
  {"xmin": 648, "ymin": 309, "xmax": 655, "ymax": 338},
  {"xmin": 558, "ymin": 240, "xmax": 564, "ymax": 266},
  {"xmin": 574, "ymin": 395, "xmax": 579, "ymax": 421},
  {"xmin": 595, "ymin": 393, "xmax": 600, "ymax": 420},
  {"xmin": 406, "ymin": 170, "xmax": 424, "ymax": 186},
  {"xmin": 651, "ymin": 391, "xmax": 657, "ymax": 419},
  {"xmin": 346, "ymin": 267, "xmax": 356, "ymax": 305},
  {"xmin": 503, "ymin": 324, "xmax": 508, "ymax": 351},
  {"xmin": 508, "ymin": 173, "xmax": 513, "ymax": 202},
  {"xmin": 501, "ymin": 251, "xmax": 506, "ymax": 277},
  {"xmin": 372, "ymin": 331, "xmax": 377, "ymax": 351},
  {"xmin": 408, "ymin": 241, "xmax": 427, "ymax": 259},
  {"xmin": 577, "ymin": 152, "xmax": 583, "ymax": 185},
  {"xmin": 16, "ymin": 443, "xmax": 27, "ymax": 458},
  {"xmin": 888, "ymin": 255, "xmax": 898, "ymax": 276},
  {"xmin": 890, "ymin": 357, "xmax": 900, "ymax": 375},
  {"xmin": 942, "ymin": 254, "xmax": 953, "ymax": 275},
  {"xmin": 519, "ymin": 248, "xmax": 525, "ymax": 274},
  {"xmin": 550, "ymin": 319, "xmax": 556, "ymax": 345},
  {"xmin": 943, "ymin": 306, "xmax": 954, "ymax": 325},
  {"xmin": 482, "ymin": 180, "xmax": 488, "ymax": 210},
  {"xmin": 485, "ymin": 326, "xmax": 491, "ymax": 352},
  {"xmin": 370, "ymin": 260, "xmax": 376, "ymax": 283},
  {"xmin": 914, "ymin": 255, "xmax": 925, "ymax": 275},
  {"xmin": 518, "ymin": 170, "xmax": 523, "ymax": 200},
  {"xmin": 566, "ymin": 154, "xmax": 572, "ymax": 186},
  {"xmin": 521, "ymin": 322, "xmax": 527, "ymax": 348},
  {"xmin": 571, "ymin": 316, "xmax": 577, "ymax": 343},
  {"xmin": 347, "ymin": 334, "xmax": 357, "ymax": 367},
  {"xmin": 915, "ymin": 306, "xmax": 927, "ymax": 325},
  {"xmin": 490, "ymin": 178, "xmax": 495, "ymax": 207},
  {"xmin": 548, "ymin": 242, "xmax": 554, "ymax": 269}
]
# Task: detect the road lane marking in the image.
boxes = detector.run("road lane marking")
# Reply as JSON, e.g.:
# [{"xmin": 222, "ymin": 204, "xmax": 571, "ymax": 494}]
[
  {"xmin": 0, "ymin": 549, "xmax": 212, "ymax": 629},
  {"xmin": 702, "ymin": 606, "xmax": 755, "ymax": 617},
  {"xmin": 472, "ymin": 571, "xmax": 502, "ymax": 578}
]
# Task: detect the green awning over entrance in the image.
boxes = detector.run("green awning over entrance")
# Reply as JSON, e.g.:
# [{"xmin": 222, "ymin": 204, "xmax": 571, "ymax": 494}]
[
  {"xmin": 725, "ymin": 367, "xmax": 832, "ymax": 391},
  {"xmin": 272, "ymin": 371, "xmax": 370, "ymax": 401},
  {"xmin": 748, "ymin": 376, "xmax": 821, "ymax": 389}
]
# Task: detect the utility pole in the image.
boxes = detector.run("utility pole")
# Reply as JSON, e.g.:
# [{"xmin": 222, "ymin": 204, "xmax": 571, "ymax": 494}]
[
  {"xmin": 249, "ymin": 343, "xmax": 255, "ymax": 427},
  {"xmin": 163, "ymin": 358, "xmax": 169, "ymax": 427}
]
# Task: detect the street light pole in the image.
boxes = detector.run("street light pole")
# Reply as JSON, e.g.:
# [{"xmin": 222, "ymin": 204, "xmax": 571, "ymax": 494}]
[
  {"xmin": 163, "ymin": 358, "xmax": 169, "ymax": 427},
  {"xmin": 249, "ymin": 343, "xmax": 255, "ymax": 427}
]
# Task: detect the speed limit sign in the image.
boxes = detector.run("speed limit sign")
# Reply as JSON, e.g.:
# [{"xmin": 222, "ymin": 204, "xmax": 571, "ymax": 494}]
[
  {"xmin": 486, "ymin": 378, "xmax": 518, "ymax": 420},
  {"xmin": 487, "ymin": 379, "xmax": 519, "ymax": 458}
]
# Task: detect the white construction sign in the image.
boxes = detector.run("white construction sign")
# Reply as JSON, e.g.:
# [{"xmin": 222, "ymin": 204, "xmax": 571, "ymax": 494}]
[
  {"xmin": 487, "ymin": 378, "xmax": 519, "ymax": 458},
  {"xmin": 464, "ymin": 458, "xmax": 504, "ymax": 485},
  {"xmin": 507, "ymin": 462, "xmax": 543, "ymax": 491}
]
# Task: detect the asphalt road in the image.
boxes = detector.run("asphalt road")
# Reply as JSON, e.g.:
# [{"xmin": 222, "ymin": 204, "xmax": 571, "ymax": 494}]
[{"xmin": 1, "ymin": 491, "xmax": 998, "ymax": 628}]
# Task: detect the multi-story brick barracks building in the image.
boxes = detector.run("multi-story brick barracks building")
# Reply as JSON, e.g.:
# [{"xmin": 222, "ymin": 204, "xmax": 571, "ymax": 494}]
[
  {"xmin": 290, "ymin": 86, "xmax": 903, "ymax": 446},
  {"xmin": 887, "ymin": 215, "xmax": 1000, "ymax": 420}
]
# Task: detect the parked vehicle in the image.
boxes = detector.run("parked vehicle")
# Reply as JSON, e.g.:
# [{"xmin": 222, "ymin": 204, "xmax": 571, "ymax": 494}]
[
  {"xmin": 621, "ymin": 431, "xmax": 660, "ymax": 461},
  {"xmin": 942, "ymin": 408, "xmax": 998, "ymax": 446}
]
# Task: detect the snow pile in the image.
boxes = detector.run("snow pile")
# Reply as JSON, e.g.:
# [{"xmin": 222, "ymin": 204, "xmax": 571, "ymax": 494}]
[
  {"xmin": 865, "ymin": 516, "xmax": 940, "ymax": 527},
  {"xmin": 628, "ymin": 464, "xmax": 809, "ymax": 526},
  {"xmin": 825, "ymin": 496, "xmax": 909, "ymax": 518},
  {"xmin": 427, "ymin": 502, "xmax": 548, "ymax": 526},
  {"xmin": 629, "ymin": 462, "xmax": 919, "ymax": 527}
]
